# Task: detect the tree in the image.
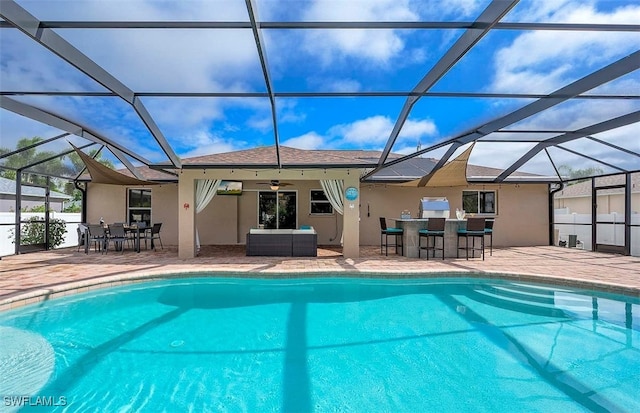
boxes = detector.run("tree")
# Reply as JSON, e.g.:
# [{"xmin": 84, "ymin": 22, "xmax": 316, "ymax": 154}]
[
  {"xmin": 558, "ymin": 165, "xmax": 604, "ymax": 181},
  {"xmin": 1, "ymin": 137, "xmax": 115, "ymax": 197},
  {"xmin": 0, "ymin": 137, "xmax": 72, "ymax": 190}
]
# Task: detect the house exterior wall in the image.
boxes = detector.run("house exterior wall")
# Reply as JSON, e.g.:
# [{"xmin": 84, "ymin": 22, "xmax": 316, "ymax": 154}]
[
  {"xmin": 87, "ymin": 179, "xmax": 550, "ymax": 249},
  {"xmin": 0, "ymin": 195, "xmax": 66, "ymax": 212},
  {"xmin": 554, "ymin": 196, "xmax": 592, "ymax": 214},
  {"xmin": 358, "ymin": 183, "xmax": 549, "ymax": 247},
  {"xmin": 555, "ymin": 193, "xmax": 640, "ymax": 214},
  {"xmin": 86, "ymin": 183, "xmax": 179, "ymax": 244},
  {"xmin": 197, "ymin": 181, "xmax": 346, "ymax": 245}
]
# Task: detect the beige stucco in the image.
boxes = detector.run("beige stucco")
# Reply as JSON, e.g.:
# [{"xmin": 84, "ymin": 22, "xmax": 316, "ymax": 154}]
[
  {"xmin": 176, "ymin": 168, "xmax": 359, "ymax": 258},
  {"xmin": 357, "ymin": 182, "xmax": 549, "ymax": 247},
  {"xmin": 555, "ymin": 192, "xmax": 640, "ymax": 215},
  {"xmin": 87, "ymin": 175, "xmax": 550, "ymax": 259}
]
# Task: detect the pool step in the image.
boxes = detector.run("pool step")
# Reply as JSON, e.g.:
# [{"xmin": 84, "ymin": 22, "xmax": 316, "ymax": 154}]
[{"xmin": 467, "ymin": 284, "xmax": 592, "ymax": 318}]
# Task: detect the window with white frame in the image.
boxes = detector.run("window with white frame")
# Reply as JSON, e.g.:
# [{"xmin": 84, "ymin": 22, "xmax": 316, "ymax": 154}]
[
  {"xmin": 310, "ymin": 189, "xmax": 333, "ymax": 215},
  {"xmin": 128, "ymin": 188, "xmax": 152, "ymax": 226},
  {"xmin": 462, "ymin": 190, "xmax": 496, "ymax": 214}
]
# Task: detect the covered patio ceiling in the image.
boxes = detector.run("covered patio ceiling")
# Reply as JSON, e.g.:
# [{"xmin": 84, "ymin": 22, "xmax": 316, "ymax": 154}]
[{"xmin": 1, "ymin": 0, "xmax": 639, "ymax": 184}]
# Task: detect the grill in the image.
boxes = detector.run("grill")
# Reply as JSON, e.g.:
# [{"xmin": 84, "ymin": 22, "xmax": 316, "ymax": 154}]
[{"xmin": 419, "ymin": 197, "xmax": 450, "ymax": 219}]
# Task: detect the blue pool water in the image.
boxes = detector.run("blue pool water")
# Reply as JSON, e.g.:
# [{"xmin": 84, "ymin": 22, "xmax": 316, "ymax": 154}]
[{"xmin": 1, "ymin": 276, "xmax": 639, "ymax": 412}]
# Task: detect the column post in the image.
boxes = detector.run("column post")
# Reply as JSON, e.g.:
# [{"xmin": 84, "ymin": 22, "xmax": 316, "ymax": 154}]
[
  {"xmin": 342, "ymin": 173, "xmax": 360, "ymax": 259},
  {"xmin": 178, "ymin": 171, "xmax": 196, "ymax": 259}
]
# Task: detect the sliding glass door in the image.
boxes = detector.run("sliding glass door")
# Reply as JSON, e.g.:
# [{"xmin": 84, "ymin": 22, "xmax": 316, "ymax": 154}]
[{"xmin": 258, "ymin": 191, "xmax": 297, "ymax": 229}]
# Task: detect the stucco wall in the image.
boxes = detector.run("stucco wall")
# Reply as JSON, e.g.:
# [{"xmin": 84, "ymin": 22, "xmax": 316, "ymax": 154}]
[
  {"xmin": 87, "ymin": 183, "xmax": 179, "ymax": 245},
  {"xmin": 358, "ymin": 183, "xmax": 549, "ymax": 247},
  {"xmin": 198, "ymin": 181, "xmax": 344, "ymax": 245},
  {"xmin": 87, "ymin": 180, "xmax": 550, "ymax": 248}
]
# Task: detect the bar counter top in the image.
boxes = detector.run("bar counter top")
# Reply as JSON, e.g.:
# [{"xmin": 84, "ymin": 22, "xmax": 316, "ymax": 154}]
[{"xmin": 391, "ymin": 218, "xmax": 467, "ymax": 258}]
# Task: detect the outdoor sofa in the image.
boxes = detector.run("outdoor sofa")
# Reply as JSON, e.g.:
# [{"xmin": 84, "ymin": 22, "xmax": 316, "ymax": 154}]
[{"xmin": 246, "ymin": 227, "xmax": 317, "ymax": 257}]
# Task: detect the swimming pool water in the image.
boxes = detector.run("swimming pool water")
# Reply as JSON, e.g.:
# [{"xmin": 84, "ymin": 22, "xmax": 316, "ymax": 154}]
[{"xmin": 1, "ymin": 277, "xmax": 639, "ymax": 412}]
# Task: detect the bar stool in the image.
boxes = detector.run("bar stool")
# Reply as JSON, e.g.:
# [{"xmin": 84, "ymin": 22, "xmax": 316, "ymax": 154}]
[
  {"xmin": 379, "ymin": 217, "xmax": 403, "ymax": 256},
  {"xmin": 484, "ymin": 219, "xmax": 494, "ymax": 256},
  {"xmin": 457, "ymin": 217, "xmax": 486, "ymax": 260},
  {"xmin": 418, "ymin": 218, "xmax": 446, "ymax": 260}
]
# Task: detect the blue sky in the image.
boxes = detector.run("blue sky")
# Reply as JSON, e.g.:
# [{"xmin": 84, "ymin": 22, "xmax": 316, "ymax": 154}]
[{"xmin": 1, "ymin": 0, "xmax": 639, "ymax": 176}]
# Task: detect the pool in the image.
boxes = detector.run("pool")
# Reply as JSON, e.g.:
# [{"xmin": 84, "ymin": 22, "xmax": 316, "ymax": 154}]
[{"xmin": 1, "ymin": 276, "xmax": 639, "ymax": 412}]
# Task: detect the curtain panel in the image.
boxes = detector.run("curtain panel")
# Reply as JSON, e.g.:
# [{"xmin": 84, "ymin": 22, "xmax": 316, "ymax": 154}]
[
  {"xmin": 195, "ymin": 179, "xmax": 221, "ymax": 250},
  {"xmin": 320, "ymin": 179, "xmax": 345, "ymax": 244}
]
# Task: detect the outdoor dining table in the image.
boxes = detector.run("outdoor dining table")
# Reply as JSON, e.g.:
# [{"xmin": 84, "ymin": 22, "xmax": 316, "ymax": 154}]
[{"xmin": 124, "ymin": 225, "xmax": 149, "ymax": 253}]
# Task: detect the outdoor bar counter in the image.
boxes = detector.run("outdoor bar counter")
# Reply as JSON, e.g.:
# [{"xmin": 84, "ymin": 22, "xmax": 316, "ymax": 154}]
[{"xmin": 392, "ymin": 218, "xmax": 466, "ymax": 258}]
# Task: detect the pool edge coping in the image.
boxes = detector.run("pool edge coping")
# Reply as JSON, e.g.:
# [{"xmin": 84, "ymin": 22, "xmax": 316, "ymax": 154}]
[{"xmin": 2, "ymin": 268, "xmax": 639, "ymax": 312}]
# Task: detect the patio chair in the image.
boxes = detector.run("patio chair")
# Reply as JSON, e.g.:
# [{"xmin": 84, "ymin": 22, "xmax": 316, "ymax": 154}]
[
  {"xmin": 76, "ymin": 224, "xmax": 87, "ymax": 252},
  {"xmin": 457, "ymin": 217, "xmax": 486, "ymax": 260},
  {"xmin": 141, "ymin": 223, "xmax": 163, "ymax": 251},
  {"xmin": 418, "ymin": 218, "xmax": 446, "ymax": 260},
  {"xmin": 484, "ymin": 219, "xmax": 494, "ymax": 256},
  {"xmin": 379, "ymin": 217, "xmax": 403, "ymax": 256},
  {"xmin": 86, "ymin": 224, "xmax": 107, "ymax": 253},
  {"xmin": 107, "ymin": 223, "xmax": 129, "ymax": 253}
]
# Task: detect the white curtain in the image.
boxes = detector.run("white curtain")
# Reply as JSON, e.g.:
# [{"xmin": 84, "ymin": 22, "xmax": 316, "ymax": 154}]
[
  {"xmin": 195, "ymin": 179, "xmax": 221, "ymax": 250},
  {"xmin": 320, "ymin": 179, "xmax": 344, "ymax": 244}
]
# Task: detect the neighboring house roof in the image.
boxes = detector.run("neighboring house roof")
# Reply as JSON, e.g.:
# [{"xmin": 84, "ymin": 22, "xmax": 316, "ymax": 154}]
[
  {"xmin": 0, "ymin": 177, "xmax": 73, "ymax": 200},
  {"xmin": 555, "ymin": 174, "xmax": 640, "ymax": 198}
]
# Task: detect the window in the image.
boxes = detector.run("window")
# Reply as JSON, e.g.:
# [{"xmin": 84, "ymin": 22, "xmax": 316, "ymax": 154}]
[
  {"xmin": 258, "ymin": 191, "xmax": 297, "ymax": 229},
  {"xmin": 462, "ymin": 190, "xmax": 496, "ymax": 214},
  {"xmin": 310, "ymin": 190, "xmax": 333, "ymax": 215},
  {"xmin": 128, "ymin": 188, "xmax": 151, "ymax": 226}
]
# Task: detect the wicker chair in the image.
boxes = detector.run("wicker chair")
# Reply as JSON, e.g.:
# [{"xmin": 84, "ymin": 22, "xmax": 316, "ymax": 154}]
[
  {"xmin": 418, "ymin": 218, "xmax": 446, "ymax": 260},
  {"xmin": 485, "ymin": 219, "xmax": 494, "ymax": 256},
  {"xmin": 379, "ymin": 217, "xmax": 403, "ymax": 256},
  {"xmin": 457, "ymin": 217, "xmax": 486, "ymax": 260}
]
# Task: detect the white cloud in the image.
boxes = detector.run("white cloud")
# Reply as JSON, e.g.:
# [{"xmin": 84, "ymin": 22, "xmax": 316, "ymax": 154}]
[
  {"xmin": 282, "ymin": 132, "xmax": 326, "ymax": 150},
  {"xmin": 327, "ymin": 79, "xmax": 363, "ymax": 92},
  {"xmin": 6, "ymin": 1, "xmax": 260, "ymax": 93},
  {"xmin": 417, "ymin": 0, "xmax": 485, "ymax": 19},
  {"xmin": 330, "ymin": 115, "xmax": 393, "ymax": 144},
  {"xmin": 301, "ymin": 0, "xmax": 419, "ymax": 65},
  {"xmin": 490, "ymin": 1, "xmax": 640, "ymax": 93},
  {"xmin": 399, "ymin": 119, "xmax": 438, "ymax": 139},
  {"xmin": 0, "ymin": 109, "xmax": 66, "ymax": 149},
  {"xmin": 178, "ymin": 130, "xmax": 238, "ymax": 158},
  {"xmin": 328, "ymin": 115, "xmax": 437, "ymax": 149}
]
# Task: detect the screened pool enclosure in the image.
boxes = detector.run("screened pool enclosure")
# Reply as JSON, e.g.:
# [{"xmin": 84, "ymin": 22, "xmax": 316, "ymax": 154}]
[{"xmin": 1, "ymin": 0, "xmax": 639, "ymax": 256}]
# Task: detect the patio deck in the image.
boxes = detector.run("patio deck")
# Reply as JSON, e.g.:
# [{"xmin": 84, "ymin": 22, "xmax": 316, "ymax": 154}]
[{"xmin": 1, "ymin": 245, "xmax": 639, "ymax": 311}]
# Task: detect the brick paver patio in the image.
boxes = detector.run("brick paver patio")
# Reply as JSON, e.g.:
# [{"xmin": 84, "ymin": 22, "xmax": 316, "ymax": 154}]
[{"xmin": 1, "ymin": 245, "xmax": 638, "ymax": 310}]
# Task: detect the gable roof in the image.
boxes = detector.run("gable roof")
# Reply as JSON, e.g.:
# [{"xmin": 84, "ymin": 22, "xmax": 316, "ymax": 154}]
[
  {"xmin": 182, "ymin": 146, "xmax": 394, "ymax": 168},
  {"xmin": 150, "ymin": 146, "xmax": 548, "ymax": 183},
  {"xmin": 0, "ymin": 177, "xmax": 72, "ymax": 200},
  {"xmin": 555, "ymin": 174, "xmax": 640, "ymax": 198}
]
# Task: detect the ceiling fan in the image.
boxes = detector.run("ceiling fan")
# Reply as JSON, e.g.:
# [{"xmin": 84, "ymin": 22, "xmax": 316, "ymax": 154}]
[{"xmin": 256, "ymin": 180, "xmax": 293, "ymax": 190}]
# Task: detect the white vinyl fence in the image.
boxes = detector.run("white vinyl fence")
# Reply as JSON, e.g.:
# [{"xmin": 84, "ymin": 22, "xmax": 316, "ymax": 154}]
[
  {"xmin": 554, "ymin": 211, "xmax": 640, "ymax": 256},
  {"xmin": 0, "ymin": 212, "xmax": 82, "ymax": 257}
]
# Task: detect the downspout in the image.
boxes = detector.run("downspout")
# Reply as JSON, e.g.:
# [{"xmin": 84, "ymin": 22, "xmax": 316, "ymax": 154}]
[
  {"xmin": 14, "ymin": 170, "xmax": 22, "ymax": 255},
  {"xmin": 549, "ymin": 182, "xmax": 564, "ymax": 246},
  {"xmin": 45, "ymin": 176, "xmax": 50, "ymax": 251},
  {"xmin": 75, "ymin": 181, "xmax": 87, "ymax": 224}
]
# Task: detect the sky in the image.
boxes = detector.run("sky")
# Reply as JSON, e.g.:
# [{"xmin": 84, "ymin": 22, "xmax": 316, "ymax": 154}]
[{"xmin": 1, "ymin": 0, "xmax": 639, "ymax": 177}]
